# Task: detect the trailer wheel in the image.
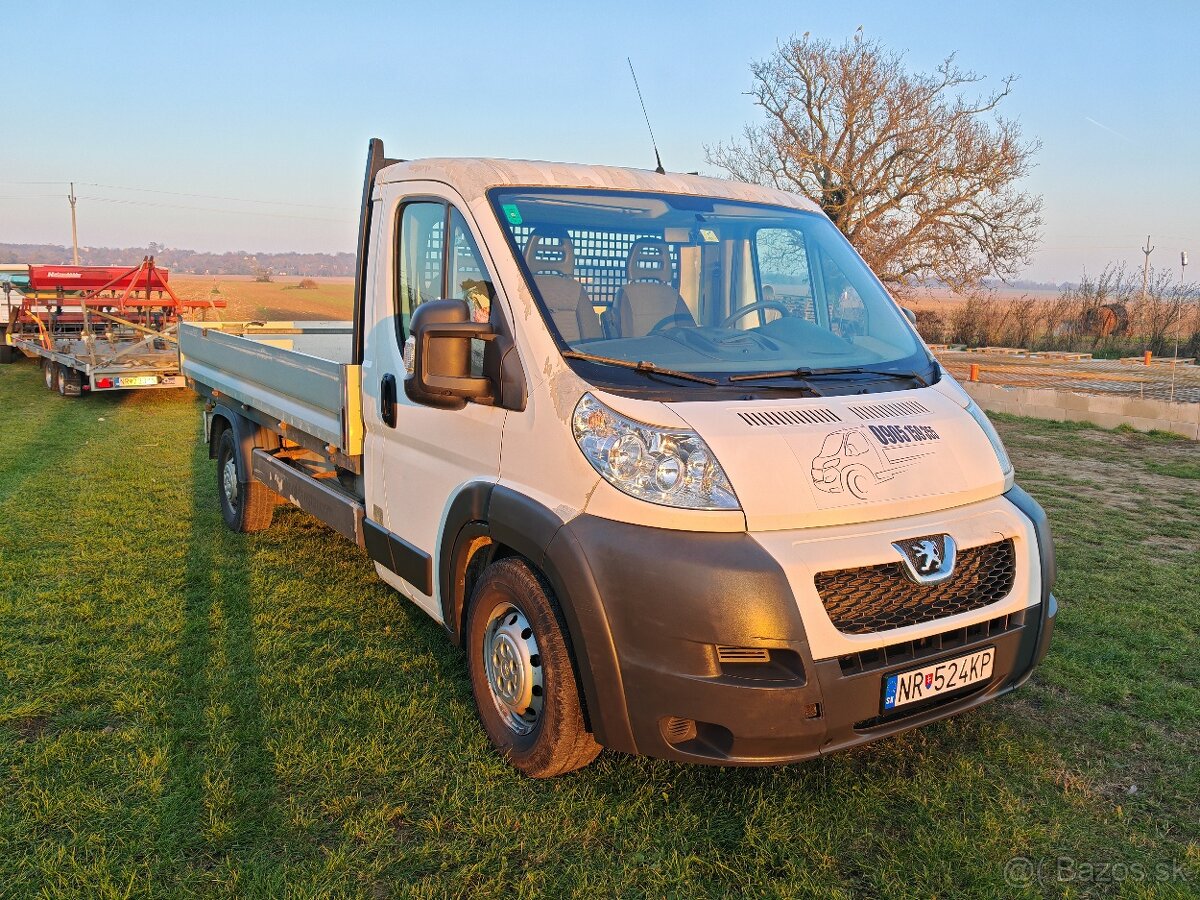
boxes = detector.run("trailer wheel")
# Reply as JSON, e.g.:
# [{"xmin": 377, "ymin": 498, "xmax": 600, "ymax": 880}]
[
  {"xmin": 43, "ymin": 359, "xmax": 57, "ymax": 391},
  {"xmin": 0, "ymin": 344, "xmax": 15, "ymax": 364},
  {"xmin": 56, "ymin": 365, "xmax": 82, "ymax": 398},
  {"xmin": 465, "ymin": 558, "xmax": 600, "ymax": 777},
  {"xmin": 215, "ymin": 427, "xmax": 275, "ymax": 533}
]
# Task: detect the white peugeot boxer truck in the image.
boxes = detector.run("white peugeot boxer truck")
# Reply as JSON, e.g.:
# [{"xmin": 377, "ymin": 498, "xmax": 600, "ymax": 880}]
[{"xmin": 179, "ymin": 140, "xmax": 1056, "ymax": 777}]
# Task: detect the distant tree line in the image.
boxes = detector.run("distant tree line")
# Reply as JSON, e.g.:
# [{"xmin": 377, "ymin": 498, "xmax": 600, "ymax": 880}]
[{"xmin": 0, "ymin": 242, "xmax": 354, "ymax": 277}]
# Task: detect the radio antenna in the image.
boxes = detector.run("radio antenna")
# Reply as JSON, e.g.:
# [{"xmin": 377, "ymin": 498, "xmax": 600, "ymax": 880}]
[{"xmin": 627, "ymin": 57, "xmax": 665, "ymax": 174}]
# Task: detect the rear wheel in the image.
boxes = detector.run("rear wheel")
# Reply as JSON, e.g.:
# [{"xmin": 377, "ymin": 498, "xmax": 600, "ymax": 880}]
[
  {"xmin": 466, "ymin": 557, "xmax": 600, "ymax": 777},
  {"xmin": 56, "ymin": 365, "xmax": 82, "ymax": 398},
  {"xmin": 43, "ymin": 359, "xmax": 57, "ymax": 390},
  {"xmin": 0, "ymin": 344, "xmax": 15, "ymax": 364},
  {"xmin": 215, "ymin": 426, "xmax": 275, "ymax": 533}
]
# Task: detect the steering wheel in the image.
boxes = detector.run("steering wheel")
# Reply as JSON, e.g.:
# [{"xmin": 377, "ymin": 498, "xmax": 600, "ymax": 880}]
[
  {"xmin": 648, "ymin": 313, "xmax": 697, "ymax": 335},
  {"xmin": 720, "ymin": 300, "xmax": 790, "ymax": 329}
]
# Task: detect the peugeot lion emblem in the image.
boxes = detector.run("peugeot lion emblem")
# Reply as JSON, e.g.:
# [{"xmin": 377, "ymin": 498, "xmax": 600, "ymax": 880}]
[{"xmin": 892, "ymin": 534, "xmax": 957, "ymax": 585}]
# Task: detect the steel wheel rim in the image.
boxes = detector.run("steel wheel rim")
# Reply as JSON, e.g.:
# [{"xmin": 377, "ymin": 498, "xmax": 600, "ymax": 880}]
[
  {"xmin": 482, "ymin": 600, "xmax": 544, "ymax": 735},
  {"xmin": 222, "ymin": 455, "xmax": 239, "ymax": 509}
]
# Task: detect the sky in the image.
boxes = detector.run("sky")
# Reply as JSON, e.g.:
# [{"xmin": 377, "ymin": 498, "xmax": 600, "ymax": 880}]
[{"xmin": 2, "ymin": 0, "xmax": 1197, "ymax": 283}]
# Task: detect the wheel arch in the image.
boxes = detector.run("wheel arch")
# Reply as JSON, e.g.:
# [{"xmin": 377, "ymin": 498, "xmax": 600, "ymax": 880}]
[
  {"xmin": 207, "ymin": 403, "xmax": 280, "ymax": 465},
  {"xmin": 438, "ymin": 483, "xmax": 630, "ymax": 751}
]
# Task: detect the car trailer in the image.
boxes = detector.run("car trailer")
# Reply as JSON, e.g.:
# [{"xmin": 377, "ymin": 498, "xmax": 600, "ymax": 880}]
[{"xmin": 2, "ymin": 258, "xmax": 225, "ymax": 396}]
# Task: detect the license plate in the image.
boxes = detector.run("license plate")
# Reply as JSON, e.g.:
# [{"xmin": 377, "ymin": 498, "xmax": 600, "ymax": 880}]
[
  {"xmin": 882, "ymin": 647, "xmax": 994, "ymax": 711},
  {"xmin": 118, "ymin": 375, "xmax": 158, "ymax": 387}
]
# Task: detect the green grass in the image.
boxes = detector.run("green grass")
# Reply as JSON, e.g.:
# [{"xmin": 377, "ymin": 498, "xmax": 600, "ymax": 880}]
[{"xmin": 1, "ymin": 361, "xmax": 1197, "ymax": 898}]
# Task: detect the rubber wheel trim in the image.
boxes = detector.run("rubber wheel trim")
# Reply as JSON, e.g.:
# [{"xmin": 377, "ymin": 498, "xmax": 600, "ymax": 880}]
[{"xmin": 466, "ymin": 557, "xmax": 600, "ymax": 777}]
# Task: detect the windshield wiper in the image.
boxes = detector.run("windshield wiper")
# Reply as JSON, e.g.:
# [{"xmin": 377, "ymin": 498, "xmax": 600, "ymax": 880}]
[
  {"xmin": 562, "ymin": 350, "xmax": 719, "ymax": 385},
  {"xmin": 728, "ymin": 366, "xmax": 929, "ymax": 385}
]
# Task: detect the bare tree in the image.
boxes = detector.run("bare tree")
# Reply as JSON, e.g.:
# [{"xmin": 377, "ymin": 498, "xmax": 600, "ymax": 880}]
[
  {"xmin": 707, "ymin": 32, "xmax": 1043, "ymax": 291},
  {"xmin": 1133, "ymin": 268, "xmax": 1192, "ymax": 356}
]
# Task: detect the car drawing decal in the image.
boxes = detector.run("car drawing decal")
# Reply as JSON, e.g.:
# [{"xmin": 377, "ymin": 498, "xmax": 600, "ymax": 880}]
[{"xmin": 802, "ymin": 422, "xmax": 945, "ymax": 504}]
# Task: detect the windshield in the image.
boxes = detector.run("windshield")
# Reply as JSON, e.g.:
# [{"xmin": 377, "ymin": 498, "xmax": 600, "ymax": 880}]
[{"xmin": 490, "ymin": 187, "xmax": 930, "ymax": 390}]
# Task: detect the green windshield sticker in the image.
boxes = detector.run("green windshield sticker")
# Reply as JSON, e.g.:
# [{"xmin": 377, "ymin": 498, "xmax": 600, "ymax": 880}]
[
  {"xmin": 502, "ymin": 203, "xmax": 523, "ymax": 225},
  {"xmin": 699, "ymin": 228, "xmax": 719, "ymax": 243}
]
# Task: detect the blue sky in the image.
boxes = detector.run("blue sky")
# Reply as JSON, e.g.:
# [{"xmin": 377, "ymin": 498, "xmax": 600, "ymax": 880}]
[{"xmin": 3, "ymin": 0, "xmax": 1197, "ymax": 282}]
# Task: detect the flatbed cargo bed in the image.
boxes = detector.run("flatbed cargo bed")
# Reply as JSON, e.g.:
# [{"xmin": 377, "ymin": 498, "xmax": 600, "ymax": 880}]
[{"xmin": 179, "ymin": 321, "xmax": 364, "ymax": 465}]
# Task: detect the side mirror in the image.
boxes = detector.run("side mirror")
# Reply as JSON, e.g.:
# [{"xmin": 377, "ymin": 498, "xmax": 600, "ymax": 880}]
[
  {"xmin": 405, "ymin": 299, "xmax": 496, "ymax": 408},
  {"xmin": 901, "ymin": 307, "xmax": 917, "ymax": 326}
]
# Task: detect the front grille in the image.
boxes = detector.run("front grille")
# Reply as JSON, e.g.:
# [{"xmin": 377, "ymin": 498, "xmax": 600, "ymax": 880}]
[
  {"xmin": 815, "ymin": 539, "xmax": 1017, "ymax": 635},
  {"xmin": 838, "ymin": 610, "xmax": 1025, "ymax": 676}
]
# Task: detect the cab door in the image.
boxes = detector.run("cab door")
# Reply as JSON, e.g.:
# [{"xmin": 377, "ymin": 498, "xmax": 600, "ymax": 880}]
[{"xmin": 361, "ymin": 181, "xmax": 507, "ymax": 621}]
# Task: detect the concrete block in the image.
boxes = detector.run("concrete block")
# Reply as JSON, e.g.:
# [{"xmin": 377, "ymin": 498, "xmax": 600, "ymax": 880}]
[
  {"xmin": 1061, "ymin": 393, "xmax": 1092, "ymax": 412},
  {"xmin": 1124, "ymin": 399, "xmax": 1171, "ymax": 419}
]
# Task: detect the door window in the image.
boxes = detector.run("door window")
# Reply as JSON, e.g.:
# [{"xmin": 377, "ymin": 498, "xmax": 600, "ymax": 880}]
[
  {"xmin": 447, "ymin": 208, "xmax": 494, "ymax": 325},
  {"xmin": 396, "ymin": 201, "xmax": 446, "ymax": 339}
]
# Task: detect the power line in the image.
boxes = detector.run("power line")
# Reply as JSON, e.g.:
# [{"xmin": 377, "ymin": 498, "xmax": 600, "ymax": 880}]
[
  {"xmin": 78, "ymin": 195, "xmax": 355, "ymax": 223},
  {"xmin": 0, "ymin": 179, "xmax": 352, "ymax": 210},
  {"xmin": 2, "ymin": 192, "xmax": 354, "ymax": 223},
  {"xmin": 79, "ymin": 182, "xmax": 353, "ymax": 211}
]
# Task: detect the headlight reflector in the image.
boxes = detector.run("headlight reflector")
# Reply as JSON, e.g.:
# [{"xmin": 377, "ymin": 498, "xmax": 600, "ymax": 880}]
[{"xmin": 572, "ymin": 393, "xmax": 739, "ymax": 510}]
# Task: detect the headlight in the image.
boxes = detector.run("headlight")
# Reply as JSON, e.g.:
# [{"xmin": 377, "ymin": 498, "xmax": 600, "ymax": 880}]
[
  {"xmin": 572, "ymin": 393, "xmax": 739, "ymax": 510},
  {"xmin": 965, "ymin": 400, "xmax": 1013, "ymax": 480}
]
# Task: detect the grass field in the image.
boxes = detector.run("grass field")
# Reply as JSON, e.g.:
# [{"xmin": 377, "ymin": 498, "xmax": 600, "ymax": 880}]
[{"xmin": 0, "ymin": 361, "xmax": 1197, "ymax": 898}]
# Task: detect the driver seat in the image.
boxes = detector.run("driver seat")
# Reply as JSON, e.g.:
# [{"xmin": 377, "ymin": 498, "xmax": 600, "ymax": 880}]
[
  {"xmin": 613, "ymin": 238, "xmax": 695, "ymax": 337},
  {"xmin": 524, "ymin": 230, "xmax": 602, "ymax": 342}
]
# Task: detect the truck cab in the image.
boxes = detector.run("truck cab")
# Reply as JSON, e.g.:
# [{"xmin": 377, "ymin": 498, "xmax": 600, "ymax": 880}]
[{"xmin": 181, "ymin": 141, "xmax": 1056, "ymax": 777}]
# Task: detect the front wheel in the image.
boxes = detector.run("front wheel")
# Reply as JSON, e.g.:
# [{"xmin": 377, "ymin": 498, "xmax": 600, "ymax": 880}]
[
  {"xmin": 466, "ymin": 558, "xmax": 600, "ymax": 777},
  {"xmin": 43, "ymin": 359, "xmax": 57, "ymax": 391},
  {"xmin": 215, "ymin": 427, "xmax": 275, "ymax": 533}
]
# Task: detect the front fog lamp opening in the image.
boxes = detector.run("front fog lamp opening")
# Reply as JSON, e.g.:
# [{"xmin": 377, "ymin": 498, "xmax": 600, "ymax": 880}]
[{"xmin": 572, "ymin": 393, "xmax": 740, "ymax": 511}]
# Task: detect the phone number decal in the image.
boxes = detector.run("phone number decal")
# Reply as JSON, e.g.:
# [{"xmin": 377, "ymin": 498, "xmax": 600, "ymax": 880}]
[{"xmin": 868, "ymin": 423, "xmax": 940, "ymax": 445}]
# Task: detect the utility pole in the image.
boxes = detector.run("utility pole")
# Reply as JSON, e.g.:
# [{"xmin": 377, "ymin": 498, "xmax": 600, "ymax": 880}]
[
  {"xmin": 1170, "ymin": 250, "xmax": 1187, "ymax": 402},
  {"xmin": 68, "ymin": 182, "xmax": 80, "ymax": 265},
  {"xmin": 1140, "ymin": 234, "xmax": 1154, "ymax": 303}
]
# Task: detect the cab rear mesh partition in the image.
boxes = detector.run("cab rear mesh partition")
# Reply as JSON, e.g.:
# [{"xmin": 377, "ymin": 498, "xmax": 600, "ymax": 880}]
[
  {"xmin": 814, "ymin": 539, "xmax": 1017, "ymax": 635},
  {"xmin": 511, "ymin": 227, "xmax": 678, "ymax": 309}
]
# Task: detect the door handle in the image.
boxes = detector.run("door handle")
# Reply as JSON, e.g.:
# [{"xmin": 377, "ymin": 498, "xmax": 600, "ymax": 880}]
[{"xmin": 380, "ymin": 373, "xmax": 397, "ymax": 428}]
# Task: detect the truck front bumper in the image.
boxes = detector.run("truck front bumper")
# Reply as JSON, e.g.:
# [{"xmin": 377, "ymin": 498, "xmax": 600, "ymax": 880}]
[{"xmin": 544, "ymin": 486, "xmax": 1056, "ymax": 764}]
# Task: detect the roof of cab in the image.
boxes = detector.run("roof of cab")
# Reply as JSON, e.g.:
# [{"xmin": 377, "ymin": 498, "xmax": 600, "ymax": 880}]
[{"xmin": 377, "ymin": 157, "xmax": 822, "ymax": 213}]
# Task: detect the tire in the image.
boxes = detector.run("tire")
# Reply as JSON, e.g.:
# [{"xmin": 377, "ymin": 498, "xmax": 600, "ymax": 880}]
[
  {"xmin": 56, "ymin": 365, "xmax": 82, "ymax": 398},
  {"xmin": 466, "ymin": 557, "xmax": 600, "ymax": 777},
  {"xmin": 215, "ymin": 426, "xmax": 275, "ymax": 533},
  {"xmin": 0, "ymin": 344, "xmax": 15, "ymax": 364},
  {"xmin": 43, "ymin": 359, "xmax": 57, "ymax": 390}
]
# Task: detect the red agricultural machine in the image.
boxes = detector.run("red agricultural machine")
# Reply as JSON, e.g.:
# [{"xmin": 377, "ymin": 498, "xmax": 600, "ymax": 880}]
[{"xmin": 1, "ymin": 257, "xmax": 225, "ymax": 396}]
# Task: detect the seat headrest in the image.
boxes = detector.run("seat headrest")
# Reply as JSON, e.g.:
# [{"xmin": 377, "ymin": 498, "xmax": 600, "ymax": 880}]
[
  {"xmin": 525, "ymin": 229, "xmax": 575, "ymax": 278},
  {"xmin": 626, "ymin": 238, "xmax": 673, "ymax": 283}
]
